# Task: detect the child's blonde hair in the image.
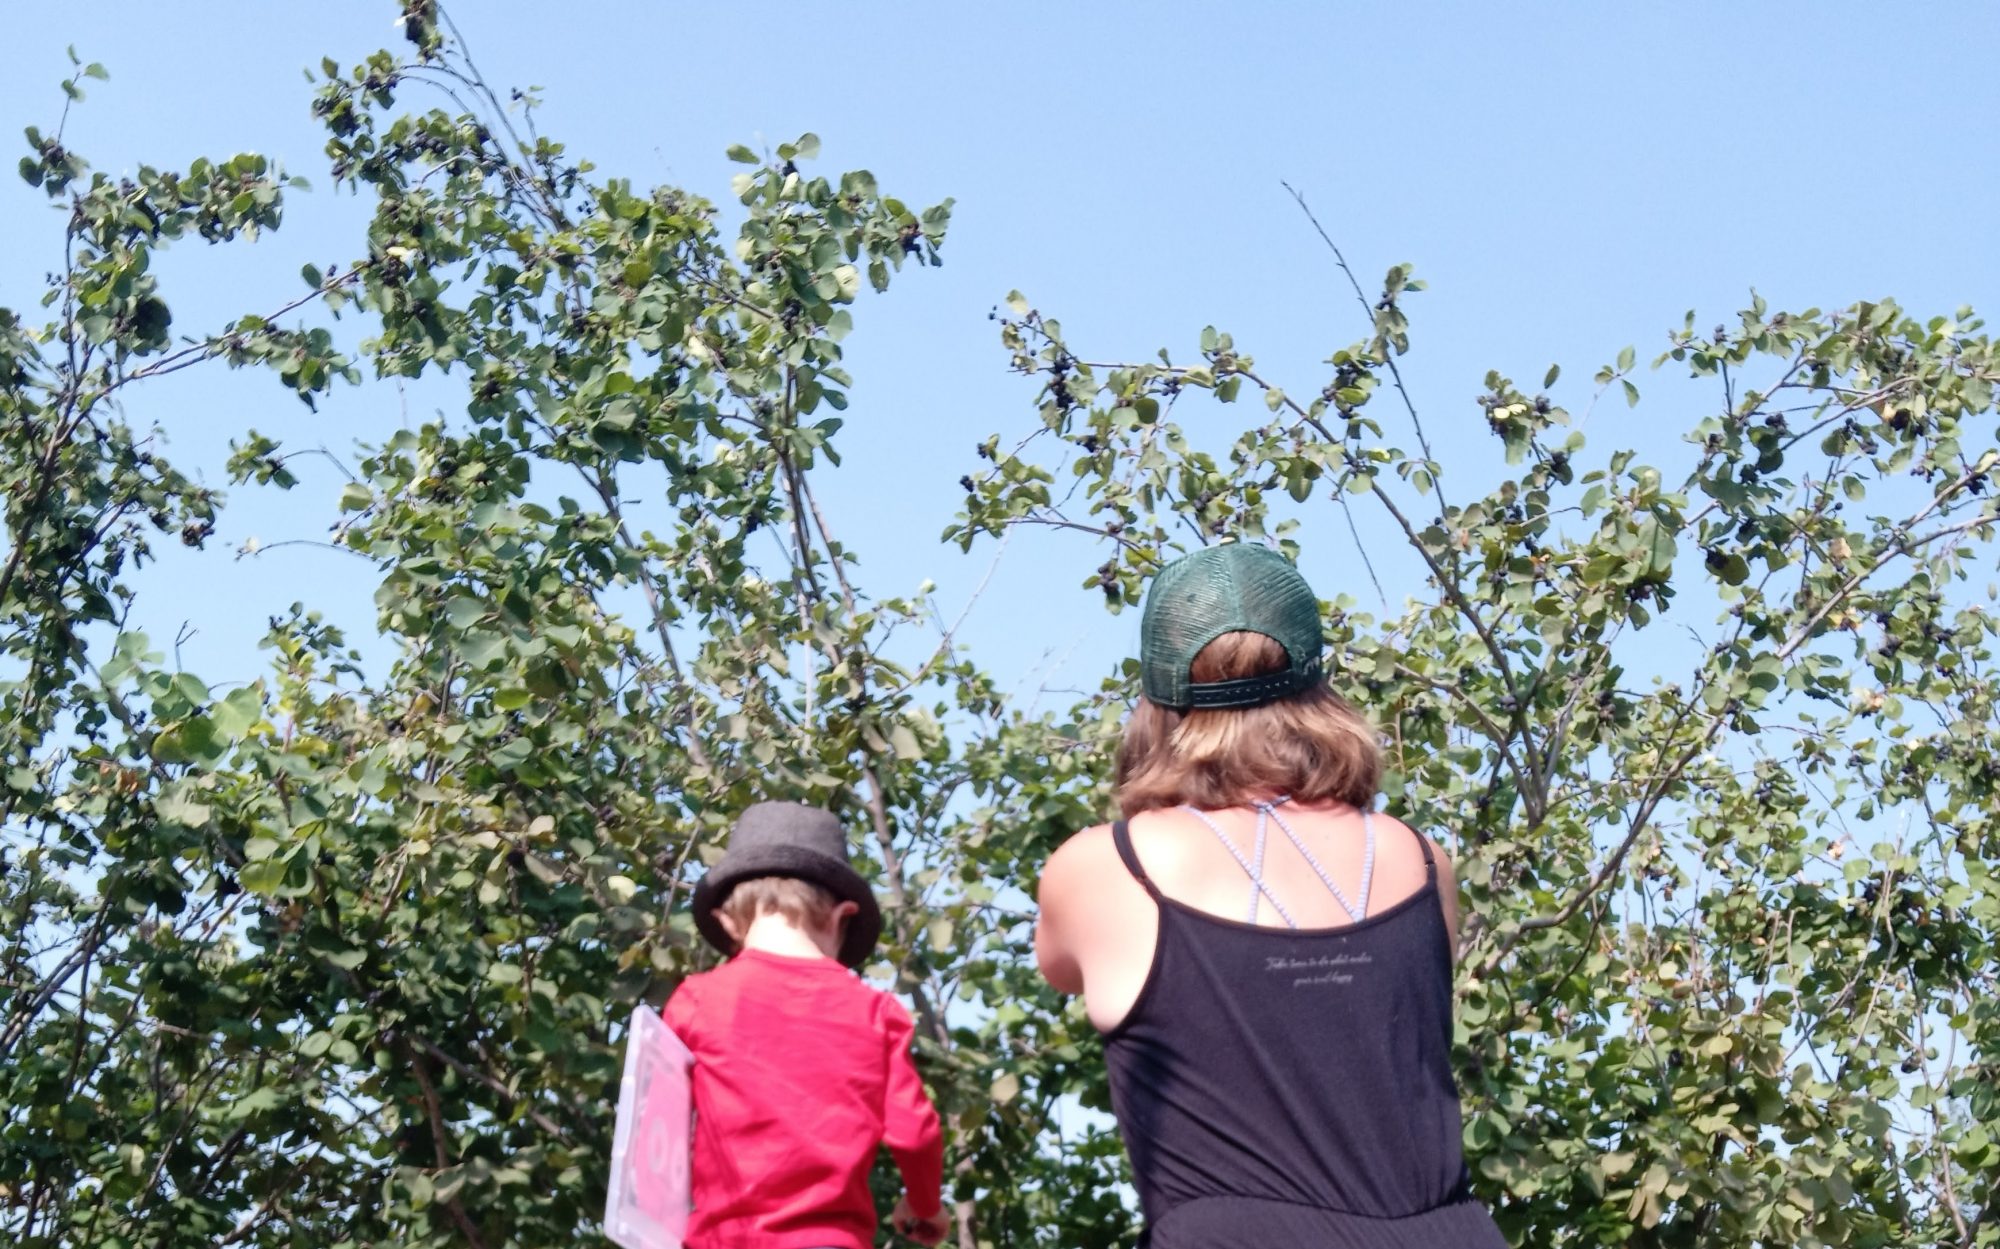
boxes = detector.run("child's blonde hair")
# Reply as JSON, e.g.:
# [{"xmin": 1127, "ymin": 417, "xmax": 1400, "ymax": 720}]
[{"xmin": 717, "ymin": 875, "xmax": 843, "ymax": 941}]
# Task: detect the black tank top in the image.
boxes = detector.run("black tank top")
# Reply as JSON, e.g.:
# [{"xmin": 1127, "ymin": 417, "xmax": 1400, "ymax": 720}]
[{"xmin": 1103, "ymin": 819, "xmax": 1506, "ymax": 1249}]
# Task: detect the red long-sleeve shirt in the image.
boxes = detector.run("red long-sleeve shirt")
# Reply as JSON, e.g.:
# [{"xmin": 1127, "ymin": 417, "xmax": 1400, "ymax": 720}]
[{"xmin": 663, "ymin": 948, "xmax": 944, "ymax": 1249}]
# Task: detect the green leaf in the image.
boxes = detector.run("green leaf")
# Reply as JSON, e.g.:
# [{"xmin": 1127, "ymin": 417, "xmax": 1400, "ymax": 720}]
[
  {"xmin": 156, "ymin": 788, "xmax": 212, "ymax": 828},
  {"xmin": 239, "ymin": 858, "xmax": 290, "ymax": 896},
  {"xmin": 1543, "ymin": 363, "xmax": 1560, "ymax": 387},
  {"xmin": 223, "ymin": 1088, "xmax": 282, "ymax": 1122},
  {"xmin": 210, "ymin": 685, "xmax": 263, "ymax": 739},
  {"xmin": 445, "ymin": 595, "xmax": 489, "ymax": 629},
  {"xmin": 458, "ymin": 629, "xmax": 508, "ymax": 668},
  {"xmin": 1617, "ymin": 344, "xmax": 1636, "ymax": 372},
  {"xmin": 1622, "ymin": 379, "xmax": 1640, "ymax": 408},
  {"xmin": 488, "ymin": 737, "xmax": 533, "ymax": 771},
  {"xmin": 725, "ymin": 143, "xmax": 758, "ymax": 164},
  {"xmin": 1636, "ymin": 516, "xmax": 1678, "ymax": 575},
  {"xmin": 171, "ymin": 671, "xmax": 210, "ymax": 707},
  {"xmin": 155, "ymin": 716, "xmax": 226, "ymax": 766},
  {"xmin": 302, "ymin": 263, "xmax": 323, "ymax": 289}
]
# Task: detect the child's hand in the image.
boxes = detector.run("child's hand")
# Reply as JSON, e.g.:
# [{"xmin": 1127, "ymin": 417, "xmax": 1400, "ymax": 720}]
[{"xmin": 891, "ymin": 1195, "xmax": 950, "ymax": 1246}]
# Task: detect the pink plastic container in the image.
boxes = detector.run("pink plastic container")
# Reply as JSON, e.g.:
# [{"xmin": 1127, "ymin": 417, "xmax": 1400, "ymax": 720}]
[{"xmin": 605, "ymin": 1005, "xmax": 693, "ymax": 1249}]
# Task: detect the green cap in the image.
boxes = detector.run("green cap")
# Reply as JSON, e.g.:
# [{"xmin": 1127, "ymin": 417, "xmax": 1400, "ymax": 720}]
[{"xmin": 1139, "ymin": 543, "xmax": 1325, "ymax": 710}]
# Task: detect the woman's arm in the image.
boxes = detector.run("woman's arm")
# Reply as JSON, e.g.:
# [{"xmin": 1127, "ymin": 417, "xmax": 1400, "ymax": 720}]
[
  {"xmin": 1431, "ymin": 838, "xmax": 1462, "ymax": 961},
  {"xmin": 1034, "ymin": 835, "xmax": 1088, "ymax": 995}
]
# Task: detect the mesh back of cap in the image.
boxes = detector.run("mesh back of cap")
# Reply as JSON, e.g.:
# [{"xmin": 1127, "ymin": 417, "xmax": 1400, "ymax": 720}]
[{"xmin": 1139, "ymin": 544, "xmax": 1323, "ymax": 707}]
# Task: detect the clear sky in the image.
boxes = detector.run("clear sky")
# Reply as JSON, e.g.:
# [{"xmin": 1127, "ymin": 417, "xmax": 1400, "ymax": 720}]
[{"xmin": 3, "ymin": 1, "xmax": 1997, "ymax": 703}]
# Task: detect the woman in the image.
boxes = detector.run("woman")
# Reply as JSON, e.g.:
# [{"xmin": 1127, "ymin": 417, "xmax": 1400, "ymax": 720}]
[{"xmin": 1036, "ymin": 543, "xmax": 1506, "ymax": 1248}]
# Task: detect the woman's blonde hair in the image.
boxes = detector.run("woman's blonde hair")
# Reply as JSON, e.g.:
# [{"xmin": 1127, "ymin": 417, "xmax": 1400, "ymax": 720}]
[{"xmin": 1115, "ymin": 631, "xmax": 1382, "ymax": 817}]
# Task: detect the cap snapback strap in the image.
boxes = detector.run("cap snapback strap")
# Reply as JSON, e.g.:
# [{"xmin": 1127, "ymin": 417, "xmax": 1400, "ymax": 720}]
[{"xmin": 1184, "ymin": 659, "xmax": 1322, "ymax": 709}]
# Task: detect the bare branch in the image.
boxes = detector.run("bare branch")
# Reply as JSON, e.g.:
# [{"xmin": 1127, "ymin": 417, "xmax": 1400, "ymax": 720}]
[{"xmin": 1282, "ymin": 181, "xmax": 1441, "ymax": 488}]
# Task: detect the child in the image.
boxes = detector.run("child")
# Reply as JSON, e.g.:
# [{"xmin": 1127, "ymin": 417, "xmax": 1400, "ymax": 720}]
[{"xmin": 666, "ymin": 801, "xmax": 950, "ymax": 1249}]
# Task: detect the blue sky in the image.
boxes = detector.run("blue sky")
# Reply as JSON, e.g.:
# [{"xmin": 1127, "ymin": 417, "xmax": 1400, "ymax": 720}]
[{"xmin": 3, "ymin": 1, "xmax": 1997, "ymax": 703}]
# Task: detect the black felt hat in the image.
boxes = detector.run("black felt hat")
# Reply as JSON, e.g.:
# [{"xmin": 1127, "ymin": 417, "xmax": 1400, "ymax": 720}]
[{"xmin": 690, "ymin": 802, "xmax": 883, "ymax": 968}]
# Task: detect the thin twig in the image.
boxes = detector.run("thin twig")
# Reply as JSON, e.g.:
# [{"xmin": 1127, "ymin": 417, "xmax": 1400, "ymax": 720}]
[
  {"xmin": 895, "ymin": 529, "xmax": 1010, "ymax": 696},
  {"xmin": 576, "ymin": 464, "xmax": 716, "ymax": 775},
  {"xmin": 1282, "ymin": 181, "xmax": 1441, "ymax": 490},
  {"xmin": 408, "ymin": 1033, "xmax": 574, "ymax": 1144},
  {"xmin": 1335, "ymin": 489, "xmax": 1390, "ymax": 612}
]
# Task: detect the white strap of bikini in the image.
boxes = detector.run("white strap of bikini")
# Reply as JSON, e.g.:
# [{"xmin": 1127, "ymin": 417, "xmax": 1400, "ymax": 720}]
[
  {"xmin": 1247, "ymin": 805, "xmax": 1270, "ymax": 923},
  {"xmin": 1182, "ymin": 798, "xmax": 1372, "ymax": 928},
  {"xmin": 1181, "ymin": 804, "xmax": 1300, "ymax": 929},
  {"xmin": 1263, "ymin": 803, "xmax": 1371, "ymax": 923}
]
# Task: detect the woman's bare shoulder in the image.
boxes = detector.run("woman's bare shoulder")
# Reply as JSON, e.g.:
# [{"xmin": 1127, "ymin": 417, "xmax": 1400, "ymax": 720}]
[
  {"xmin": 1038, "ymin": 823, "xmax": 1119, "ymax": 897},
  {"xmin": 1043, "ymin": 821, "xmax": 1117, "ymax": 865},
  {"xmin": 1373, "ymin": 812, "xmax": 1458, "ymax": 872},
  {"xmin": 1038, "ymin": 821, "xmax": 1159, "ymax": 947}
]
